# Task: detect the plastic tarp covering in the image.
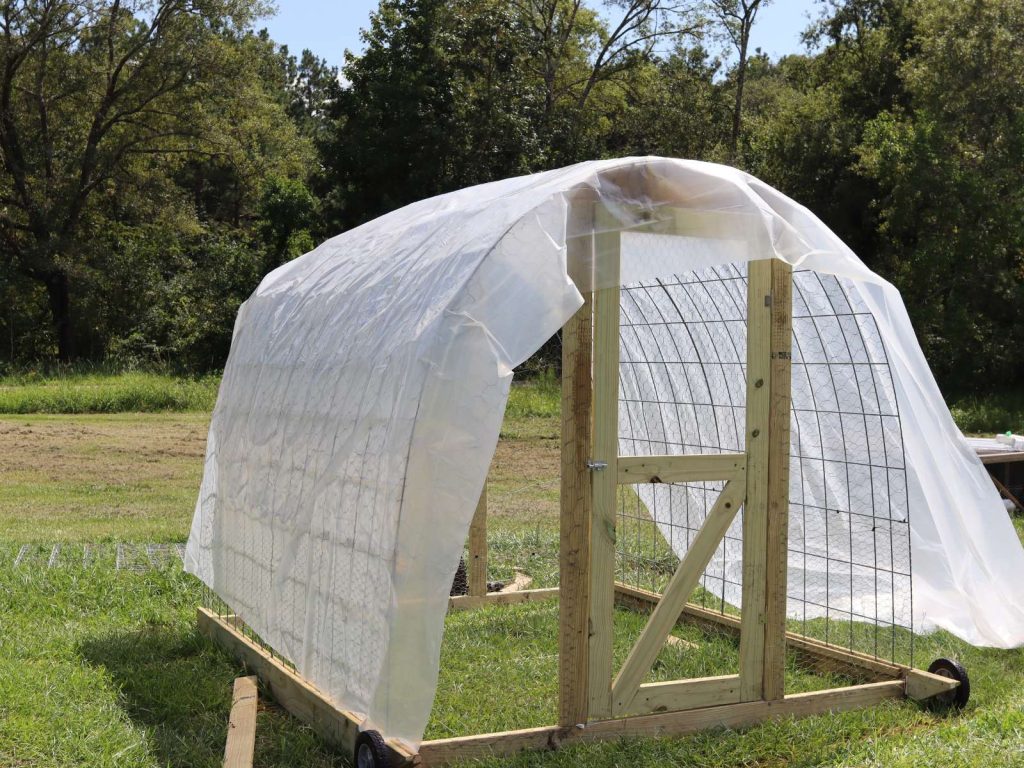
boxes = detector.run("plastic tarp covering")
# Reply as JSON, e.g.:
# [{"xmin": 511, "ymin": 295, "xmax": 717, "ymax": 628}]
[{"xmin": 186, "ymin": 157, "xmax": 1024, "ymax": 749}]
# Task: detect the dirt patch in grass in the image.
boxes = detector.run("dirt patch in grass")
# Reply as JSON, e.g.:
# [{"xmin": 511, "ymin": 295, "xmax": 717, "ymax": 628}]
[
  {"xmin": 0, "ymin": 414, "xmax": 207, "ymax": 482},
  {"xmin": 486, "ymin": 431, "xmax": 560, "ymax": 527},
  {"xmin": 0, "ymin": 414, "xmax": 209, "ymax": 542},
  {"xmin": 0, "ymin": 401, "xmax": 563, "ymax": 542}
]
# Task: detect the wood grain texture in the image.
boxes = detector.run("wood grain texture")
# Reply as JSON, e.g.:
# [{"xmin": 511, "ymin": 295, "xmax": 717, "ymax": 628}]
[
  {"xmin": 587, "ymin": 207, "xmax": 620, "ymax": 719},
  {"xmin": 416, "ymin": 681, "xmax": 905, "ymax": 766},
  {"xmin": 618, "ymin": 675, "xmax": 741, "ymax": 718},
  {"xmin": 904, "ymin": 668, "xmax": 960, "ymax": 700},
  {"xmin": 763, "ymin": 259, "xmax": 793, "ymax": 701},
  {"xmin": 739, "ymin": 258, "xmax": 773, "ymax": 701},
  {"xmin": 617, "ymin": 453, "xmax": 745, "ymax": 484},
  {"xmin": 468, "ymin": 489, "xmax": 488, "ymax": 597},
  {"xmin": 558, "ymin": 294, "xmax": 594, "ymax": 727},
  {"xmin": 223, "ymin": 675, "xmax": 258, "ymax": 768}
]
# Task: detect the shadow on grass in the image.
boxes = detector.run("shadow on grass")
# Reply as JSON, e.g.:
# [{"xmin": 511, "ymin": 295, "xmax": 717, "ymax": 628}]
[{"xmin": 77, "ymin": 623, "xmax": 345, "ymax": 768}]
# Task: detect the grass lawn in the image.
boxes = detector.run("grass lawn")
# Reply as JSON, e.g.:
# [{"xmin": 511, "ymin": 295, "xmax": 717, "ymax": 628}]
[
  {"xmin": 0, "ymin": 413, "xmax": 208, "ymax": 542},
  {"xmin": 2, "ymin": 378, "xmax": 1024, "ymax": 766},
  {"xmin": 0, "ymin": 370, "xmax": 219, "ymax": 414}
]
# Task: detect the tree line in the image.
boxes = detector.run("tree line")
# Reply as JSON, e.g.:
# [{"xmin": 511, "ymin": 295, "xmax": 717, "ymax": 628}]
[{"xmin": 0, "ymin": 0, "xmax": 1021, "ymax": 394}]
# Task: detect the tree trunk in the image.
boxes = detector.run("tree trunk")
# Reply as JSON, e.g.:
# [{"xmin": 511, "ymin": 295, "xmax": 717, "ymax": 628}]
[
  {"xmin": 730, "ymin": 32, "xmax": 748, "ymax": 162},
  {"xmin": 44, "ymin": 270, "xmax": 74, "ymax": 362}
]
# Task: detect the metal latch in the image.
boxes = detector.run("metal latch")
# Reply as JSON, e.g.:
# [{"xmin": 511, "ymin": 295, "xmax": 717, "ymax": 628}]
[{"xmin": 586, "ymin": 460, "xmax": 608, "ymax": 471}]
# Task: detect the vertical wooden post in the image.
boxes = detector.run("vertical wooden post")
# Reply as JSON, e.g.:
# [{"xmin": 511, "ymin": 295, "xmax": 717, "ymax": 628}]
[
  {"xmin": 739, "ymin": 259, "xmax": 773, "ymax": 701},
  {"xmin": 468, "ymin": 489, "xmax": 488, "ymax": 597},
  {"xmin": 558, "ymin": 282, "xmax": 594, "ymax": 726},
  {"xmin": 587, "ymin": 212, "xmax": 621, "ymax": 719},
  {"xmin": 739, "ymin": 258, "xmax": 793, "ymax": 703},
  {"xmin": 762, "ymin": 260, "xmax": 793, "ymax": 700}
]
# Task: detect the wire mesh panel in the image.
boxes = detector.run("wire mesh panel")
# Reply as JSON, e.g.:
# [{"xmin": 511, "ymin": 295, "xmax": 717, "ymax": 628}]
[{"xmin": 615, "ymin": 259, "xmax": 914, "ymax": 668}]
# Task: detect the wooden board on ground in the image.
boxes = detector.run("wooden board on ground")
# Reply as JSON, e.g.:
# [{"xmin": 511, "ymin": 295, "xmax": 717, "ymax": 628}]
[
  {"xmin": 198, "ymin": 608, "xmax": 417, "ymax": 766},
  {"xmin": 224, "ymin": 675, "xmax": 258, "ymax": 768}
]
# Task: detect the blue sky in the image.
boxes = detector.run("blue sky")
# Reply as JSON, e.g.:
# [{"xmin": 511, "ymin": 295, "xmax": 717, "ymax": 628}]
[{"xmin": 262, "ymin": 1, "xmax": 822, "ymax": 68}]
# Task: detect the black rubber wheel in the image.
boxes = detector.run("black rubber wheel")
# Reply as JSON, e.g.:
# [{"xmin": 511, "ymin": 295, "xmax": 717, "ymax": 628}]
[
  {"xmin": 354, "ymin": 730, "xmax": 391, "ymax": 768},
  {"xmin": 927, "ymin": 657, "xmax": 970, "ymax": 710}
]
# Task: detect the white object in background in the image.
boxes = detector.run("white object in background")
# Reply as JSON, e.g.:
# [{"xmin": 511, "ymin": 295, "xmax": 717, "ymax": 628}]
[{"xmin": 996, "ymin": 433, "xmax": 1024, "ymax": 451}]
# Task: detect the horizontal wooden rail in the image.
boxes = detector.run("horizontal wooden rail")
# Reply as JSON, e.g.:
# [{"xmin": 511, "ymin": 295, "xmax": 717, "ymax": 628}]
[
  {"xmin": 417, "ymin": 680, "xmax": 905, "ymax": 766},
  {"xmin": 197, "ymin": 609, "xmax": 417, "ymax": 765},
  {"xmin": 617, "ymin": 453, "xmax": 745, "ymax": 484},
  {"xmin": 617, "ymin": 675, "xmax": 741, "ymax": 718}
]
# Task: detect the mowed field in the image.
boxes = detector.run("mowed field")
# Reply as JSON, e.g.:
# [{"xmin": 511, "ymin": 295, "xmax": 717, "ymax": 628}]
[
  {"xmin": 0, "ymin": 413, "xmax": 208, "ymax": 542},
  {"xmin": 2, "ymin": 378, "xmax": 1024, "ymax": 767}
]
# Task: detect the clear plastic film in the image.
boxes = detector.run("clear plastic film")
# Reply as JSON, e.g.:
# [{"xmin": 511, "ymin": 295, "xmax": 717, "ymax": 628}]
[{"xmin": 186, "ymin": 157, "xmax": 1024, "ymax": 749}]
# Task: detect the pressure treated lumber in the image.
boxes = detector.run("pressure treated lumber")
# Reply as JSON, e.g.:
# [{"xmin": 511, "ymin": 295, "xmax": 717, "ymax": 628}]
[
  {"xmin": 197, "ymin": 609, "xmax": 416, "ymax": 765},
  {"xmin": 558, "ymin": 293, "xmax": 594, "ymax": 727},
  {"xmin": 223, "ymin": 675, "xmax": 258, "ymax": 768},
  {"xmin": 588, "ymin": 208, "xmax": 620, "ymax": 719},
  {"xmin": 416, "ymin": 681, "xmax": 905, "ymax": 766},
  {"xmin": 763, "ymin": 259, "xmax": 793, "ymax": 701},
  {"xmin": 739, "ymin": 258, "xmax": 773, "ymax": 702},
  {"xmin": 617, "ymin": 453, "xmax": 746, "ymax": 484},
  {"xmin": 618, "ymin": 675, "xmax": 741, "ymax": 717},
  {"xmin": 904, "ymin": 668, "xmax": 960, "ymax": 700},
  {"xmin": 468, "ymin": 489, "xmax": 488, "ymax": 597},
  {"xmin": 447, "ymin": 587, "xmax": 559, "ymax": 612}
]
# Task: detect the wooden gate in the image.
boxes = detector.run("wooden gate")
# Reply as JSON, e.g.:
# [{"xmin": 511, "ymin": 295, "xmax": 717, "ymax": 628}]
[{"xmin": 559, "ymin": 208, "xmax": 795, "ymax": 724}]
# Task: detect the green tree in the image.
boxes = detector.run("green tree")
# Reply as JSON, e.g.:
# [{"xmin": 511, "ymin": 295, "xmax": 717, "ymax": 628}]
[
  {"xmin": 705, "ymin": 0, "xmax": 772, "ymax": 160},
  {"xmin": 855, "ymin": 0, "xmax": 1024, "ymax": 389},
  {"xmin": 604, "ymin": 43, "xmax": 729, "ymax": 159},
  {"xmin": 323, "ymin": 0, "xmax": 544, "ymax": 228},
  {"xmin": 0, "ymin": 1, "xmax": 265, "ymax": 359},
  {"xmin": 0, "ymin": 1, "xmax": 315, "ymax": 365}
]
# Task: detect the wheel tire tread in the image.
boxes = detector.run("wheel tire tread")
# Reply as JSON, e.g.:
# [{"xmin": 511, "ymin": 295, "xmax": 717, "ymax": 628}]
[{"xmin": 926, "ymin": 657, "xmax": 970, "ymax": 710}]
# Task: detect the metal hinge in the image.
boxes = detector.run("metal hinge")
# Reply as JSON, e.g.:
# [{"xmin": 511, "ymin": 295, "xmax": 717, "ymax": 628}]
[{"xmin": 586, "ymin": 460, "xmax": 608, "ymax": 471}]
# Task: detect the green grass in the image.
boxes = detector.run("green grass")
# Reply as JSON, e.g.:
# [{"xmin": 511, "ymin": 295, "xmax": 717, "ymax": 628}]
[
  {"xmin": 0, "ymin": 413, "xmax": 208, "ymax": 542},
  {"xmin": 0, "ymin": 549, "xmax": 343, "ymax": 768},
  {"xmin": 2, "ymin": 365, "xmax": 1020, "ymax": 441},
  {"xmin": 4, "ymin": 549, "xmax": 1024, "ymax": 767},
  {"xmin": 433, "ymin": 601, "xmax": 1024, "ymax": 768},
  {"xmin": 0, "ymin": 370, "xmax": 219, "ymax": 413},
  {"xmin": 3, "ymin": 374, "xmax": 1024, "ymax": 766},
  {"xmin": 949, "ymin": 390, "xmax": 1024, "ymax": 435},
  {"xmin": 504, "ymin": 373, "xmax": 561, "ymax": 421}
]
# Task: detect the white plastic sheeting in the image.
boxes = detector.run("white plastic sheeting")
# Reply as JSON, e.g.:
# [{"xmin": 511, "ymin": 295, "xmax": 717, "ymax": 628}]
[{"xmin": 186, "ymin": 157, "xmax": 1024, "ymax": 748}]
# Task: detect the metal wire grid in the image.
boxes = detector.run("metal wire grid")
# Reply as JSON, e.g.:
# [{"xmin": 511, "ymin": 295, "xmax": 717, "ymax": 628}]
[
  {"xmin": 615, "ymin": 262, "xmax": 914, "ymax": 667},
  {"xmin": 201, "ymin": 583, "xmax": 299, "ymax": 671}
]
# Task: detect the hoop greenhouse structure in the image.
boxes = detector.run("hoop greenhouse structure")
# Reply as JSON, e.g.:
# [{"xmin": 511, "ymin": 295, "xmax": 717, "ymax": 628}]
[{"xmin": 185, "ymin": 158, "xmax": 1024, "ymax": 767}]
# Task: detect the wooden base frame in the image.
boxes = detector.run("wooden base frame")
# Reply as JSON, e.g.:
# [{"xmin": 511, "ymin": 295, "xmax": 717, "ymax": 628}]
[
  {"xmin": 197, "ymin": 216, "xmax": 964, "ymax": 766},
  {"xmin": 200, "ymin": 595, "xmax": 956, "ymax": 767}
]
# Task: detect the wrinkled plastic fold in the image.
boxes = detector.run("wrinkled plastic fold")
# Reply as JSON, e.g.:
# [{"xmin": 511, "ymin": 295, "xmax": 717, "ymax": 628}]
[{"xmin": 186, "ymin": 158, "xmax": 1024, "ymax": 749}]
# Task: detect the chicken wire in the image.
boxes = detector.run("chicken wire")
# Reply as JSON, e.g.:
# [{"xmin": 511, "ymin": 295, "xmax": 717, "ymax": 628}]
[{"xmin": 615, "ymin": 261, "xmax": 914, "ymax": 668}]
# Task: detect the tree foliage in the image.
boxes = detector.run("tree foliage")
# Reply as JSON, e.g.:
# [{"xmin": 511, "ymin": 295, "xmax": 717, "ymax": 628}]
[{"xmin": 0, "ymin": 0, "xmax": 1020, "ymax": 394}]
